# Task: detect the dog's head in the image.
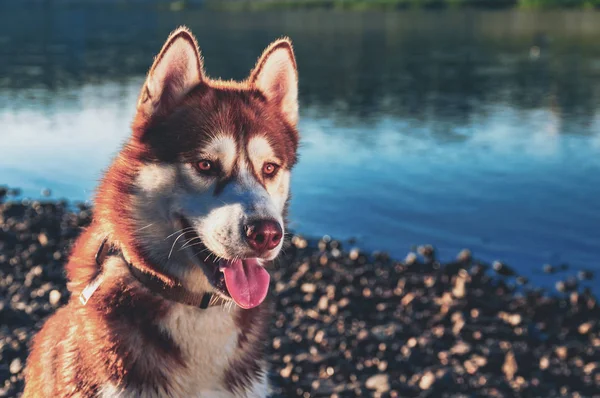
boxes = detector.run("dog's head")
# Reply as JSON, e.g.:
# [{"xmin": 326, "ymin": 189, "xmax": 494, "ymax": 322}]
[{"xmin": 105, "ymin": 28, "xmax": 299, "ymax": 309}]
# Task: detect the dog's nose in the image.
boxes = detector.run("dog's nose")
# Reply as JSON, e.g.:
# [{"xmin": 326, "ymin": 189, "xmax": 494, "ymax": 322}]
[{"xmin": 245, "ymin": 220, "xmax": 283, "ymax": 253}]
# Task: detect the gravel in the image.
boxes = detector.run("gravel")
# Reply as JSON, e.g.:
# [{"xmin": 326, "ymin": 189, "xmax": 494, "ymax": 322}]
[{"xmin": 1, "ymin": 186, "xmax": 599, "ymax": 397}]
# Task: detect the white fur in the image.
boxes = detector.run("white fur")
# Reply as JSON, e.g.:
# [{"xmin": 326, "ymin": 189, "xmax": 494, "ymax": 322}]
[
  {"xmin": 98, "ymin": 304, "xmax": 268, "ymax": 398},
  {"xmin": 201, "ymin": 135, "xmax": 237, "ymax": 174},
  {"xmin": 136, "ymin": 163, "xmax": 177, "ymax": 193},
  {"xmin": 247, "ymin": 136, "xmax": 276, "ymax": 166}
]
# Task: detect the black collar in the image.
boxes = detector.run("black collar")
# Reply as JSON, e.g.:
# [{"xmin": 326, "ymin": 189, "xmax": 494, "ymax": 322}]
[{"xmin": 80, "ymin": 238, "xmax": 225, "ymax": 309}]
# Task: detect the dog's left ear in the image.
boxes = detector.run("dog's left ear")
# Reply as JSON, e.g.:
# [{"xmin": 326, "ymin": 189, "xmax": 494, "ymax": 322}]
[
  {"xmin": 137, "ymin": 27, "xmax": 203, "ymax": 120},
  {"xmin": 250, "ymin": 38, "xmax": 298, "ymax": 126}
]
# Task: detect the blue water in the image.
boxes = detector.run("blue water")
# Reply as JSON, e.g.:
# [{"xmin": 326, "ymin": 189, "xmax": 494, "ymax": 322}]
[{"xmin": 1, "ymin": 7, "xmax": 599, "ymax": 291}]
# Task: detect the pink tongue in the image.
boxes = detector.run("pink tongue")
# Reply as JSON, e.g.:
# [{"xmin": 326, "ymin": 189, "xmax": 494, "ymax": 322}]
[{"xmin": 221, "ymin": 258, "xmax": 270, "ymax": 309}]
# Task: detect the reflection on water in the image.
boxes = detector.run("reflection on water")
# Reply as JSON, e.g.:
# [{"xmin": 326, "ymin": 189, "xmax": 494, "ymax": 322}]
[{"xmin": 1, "ymin": 6, "xmax": 599, "ymax": 289}]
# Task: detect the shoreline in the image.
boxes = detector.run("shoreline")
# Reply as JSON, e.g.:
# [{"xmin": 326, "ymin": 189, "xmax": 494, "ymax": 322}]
[
  {"xmin": 205, "ymin": 0, "xmax": 600, "ymax": 11},
  {"xmin": 1, "ymin": 187, "xmax": 598, "ymax": 396},
  {"xmin": 2, "ymin": 1, "xmax": 599, "ymax": 11}
]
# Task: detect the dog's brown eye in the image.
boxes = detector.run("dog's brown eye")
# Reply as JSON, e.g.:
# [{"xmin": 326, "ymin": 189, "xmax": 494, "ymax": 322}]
[
  {"xmin": 263, "ymin": 163, "xmax": 279, "ymax": 177},
  {"xmin": 194, "ymin": 160, "xmax": 218, "ymax": 175}
]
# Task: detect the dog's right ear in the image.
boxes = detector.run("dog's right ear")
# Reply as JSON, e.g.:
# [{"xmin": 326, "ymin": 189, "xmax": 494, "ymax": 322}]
[{"xmin": 136, "ymin": 27, "xmax": 203, "ymax": 121}]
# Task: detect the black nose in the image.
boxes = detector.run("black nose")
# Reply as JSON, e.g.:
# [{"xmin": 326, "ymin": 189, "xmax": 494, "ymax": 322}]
[{"xmin": 245, "ymin": 220, "xmax": 283, "ymax": 253}]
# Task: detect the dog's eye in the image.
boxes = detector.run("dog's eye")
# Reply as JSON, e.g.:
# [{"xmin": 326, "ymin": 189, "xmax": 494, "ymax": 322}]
[
  {"xmin": 263, "ymin": 162, "xmax": 279, "ymax": 177},
  {"xmin": 194, "ymin": 160, "xmax": 218, "ymax": 176}
]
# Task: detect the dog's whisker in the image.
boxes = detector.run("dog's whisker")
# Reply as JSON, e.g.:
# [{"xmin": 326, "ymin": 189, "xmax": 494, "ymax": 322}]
[
  {"xmin": 168, "ymin": 232, "xmax": 188, "ymax": 260},
  {"xmin": 180, "ymin": 241, "xmax": 206, "ymax": 251},
  {"xmin": 136, "ymin": 223, "xmax": 155, "ymax": 232},
  {"xmin": 193, "ymin": 247, "xmax": 211, "ymax": 256},
  {"xmin": 164, "ymin": 227, "xmax": 194, "ymax": 241},
  {"xmin": 178, "ymin": 237, "xmax": 201, "ymax": 251}
]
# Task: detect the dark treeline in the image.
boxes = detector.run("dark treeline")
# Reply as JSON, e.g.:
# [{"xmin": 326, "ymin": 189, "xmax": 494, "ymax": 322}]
[
  {"xmin": 1, "ymin": 7, "xmax": 599, "ymax": 136},
  {"xmin": 209, "ymin": 0, "xmax": 600, "ymax": 10}
]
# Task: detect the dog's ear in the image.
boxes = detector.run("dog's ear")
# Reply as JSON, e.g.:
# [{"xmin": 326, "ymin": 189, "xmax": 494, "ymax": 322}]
[
  {"xmin": 136, "ymin": 27, "xmax": 203, "ymax": 120},
  {"xmin": 250, "ymin": 38, "xmax": 298, "ymax": 126}
]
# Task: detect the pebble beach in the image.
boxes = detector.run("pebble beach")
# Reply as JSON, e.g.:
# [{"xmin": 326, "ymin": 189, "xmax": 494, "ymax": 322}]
[{"xmin": 0, "ymin": 187, "xmax": 598, "ymax": 397}]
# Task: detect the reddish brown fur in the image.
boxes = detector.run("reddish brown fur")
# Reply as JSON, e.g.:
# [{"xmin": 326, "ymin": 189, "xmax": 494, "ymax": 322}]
[
  {"xmin": 26, "ymin": 248, "xmax": 184, "ymax": 396},
  {"xmin": 24, "ymin": 27, "xmax": 298, "ymax": 397}
]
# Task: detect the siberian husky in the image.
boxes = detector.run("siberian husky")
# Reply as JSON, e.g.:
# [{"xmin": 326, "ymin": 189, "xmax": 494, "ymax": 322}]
[{"xmin": 24, "ymin": 27, "xmax": 299, "ymax": 397}]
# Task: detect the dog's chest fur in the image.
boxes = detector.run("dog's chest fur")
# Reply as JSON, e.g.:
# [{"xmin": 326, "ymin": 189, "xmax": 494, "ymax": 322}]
[{"xmin": 99, "ymin": 303, "xmax": 268, "ymax": 398}]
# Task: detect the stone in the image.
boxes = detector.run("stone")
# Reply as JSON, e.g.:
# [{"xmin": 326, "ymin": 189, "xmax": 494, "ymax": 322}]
[
  {"xmin": 280, "ymin": 364, "xmax": 293, "ymax": 378},
  {"xmin": 365, "ymin": 374, "xmax": 389, "ymax": 393},
  {"xmin": 543, "ymin": 264, "xmax": 555, "ymax": 274},
  {"xmin": 419, "ymin": 371, "xmax": 436, "ymax": 390},
  {"xmin": 301, "ymin": 283, "xmax": 316, "ymax": 294},
  {"xmin": 404, "ymin": 252, "xmax": 417, "ymax": 265},
  {"xmin": 578, "ymin": 270, "xmax": 594, "ymax": 281},
  {"xmin": 49, "ymin": 290, "xmax": 61, "ymax": 306},
  {"xmin": 9, "ymin": 358, "xmax": 22, "ymax": 374},
  {"xmin": 493, "ymin": 261, "xmax": 516, "ymax": 277},
  {"xmin": 578, "ymin": 322, "xmax": 592, "ymax": 335},
  {"xmin": 457, "ymin": 249, "xmax": 472, "ymax": 262},
  {"xmin": 418, "ymin": 245, "xmax": 435, "ymax": 259},
  {"xmin": 503, "ymin": 351, "xmax": 518, "ymax": 381},
  {"xmin": 37, "ymin": 233, "xmax": 49, "ymax": 246},
  {"xmin": 451, "ymin": 341, "xmax": 471, "ymax": 356},
  {"xmin": 452, "ymin": 271, "xmax": 468, "ymax": 299}
]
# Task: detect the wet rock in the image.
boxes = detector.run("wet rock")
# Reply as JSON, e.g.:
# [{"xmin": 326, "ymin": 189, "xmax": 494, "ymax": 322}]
[
  {"xmin": 457, "ymin": 249, "xmax": 472, "ymax": 263},
  {"xmin": 9, "ymin": 358, "xmax": 22, "ymax": 374},
  {"xmin": 279, "ymin": 363, "xmax": 293, "ymax": 378},
  {"xmin": 578, "ymin": 322, "xmax": 593, "ymax": 335},
  {"xmin": 498, "ymin": 312, "xmax": 521, "ymax": 327},
  {"xmin": 38, "ymin": 232, "xmax": 49, "ymax": 246},
  {"xmin": 452, "ymin": 270, "xmax": 469, "ymax": 299},
  {"xmin": 1, "ymin": 190, "xmax": 599, "ymax": 397},
  {"xmin": 493, "ymin": 261, "xmax": 516, "ymax": 277},
  {"xmin": 49, "ymin": 290, "xmax": 61, "ymax": 306},
  {"xmin": 300, "ymin": 283, "xmax": 316, "ymax": 294},
  {"xmin": 516, "ymin": 276, "xmax": 528, "ymax": 285},
  {"xmin": 451, "ymin": 341, "xmax": 471, "ymax": 356},
  {"xmin": 7, "ymin": 188, "xmax": 21, "ymax": 196},
  {"xmin": 291, "ymin": 235, "xmax": 308, "ymax": 249},
  {"xmin": 503, "ymin": 351, "xmax": 518, "ymax": 381},
  {"xmin": 543, "ymin": 264, "xmax": 556, "ymax": 274},
  {"xmin": 404, "ymin": 252, "xmax": 417, "ymax": 265},
  {"xmin": 365, "ymin": 374, "xmax": 389, "ymax": 393},
  {"xmin": 555, "ymin": 346, "xmax": 570, "ymax": 361},
  {"xmin": 349, "ymin": 248, "xmax": 360, "ymax": 261},
  {"xmin": 556, "ymin": 277, "xmax": 578, "ymax": 293},
  {"xmin": 417, "ymin": 245, "xmax": 435, "ymax": 260},
  {"xmin": 418, "ymin": 370, "xmax": 436, "ymax": 390},
  {"xmin": 578, "ymin": 270, "xmax": 593, "ymax": 281}
]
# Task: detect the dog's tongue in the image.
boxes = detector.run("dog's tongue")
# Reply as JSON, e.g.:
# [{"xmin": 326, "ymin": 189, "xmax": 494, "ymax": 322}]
[{"xmin": 221, "ymin": 258, "xmax": 270, "ymax": 309}]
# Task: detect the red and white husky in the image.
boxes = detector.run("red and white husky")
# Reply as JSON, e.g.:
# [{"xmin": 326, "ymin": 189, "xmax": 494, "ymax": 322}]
[{"xmin": 24, "ymin": 27, "xmax": 299, "ymax": 397}]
